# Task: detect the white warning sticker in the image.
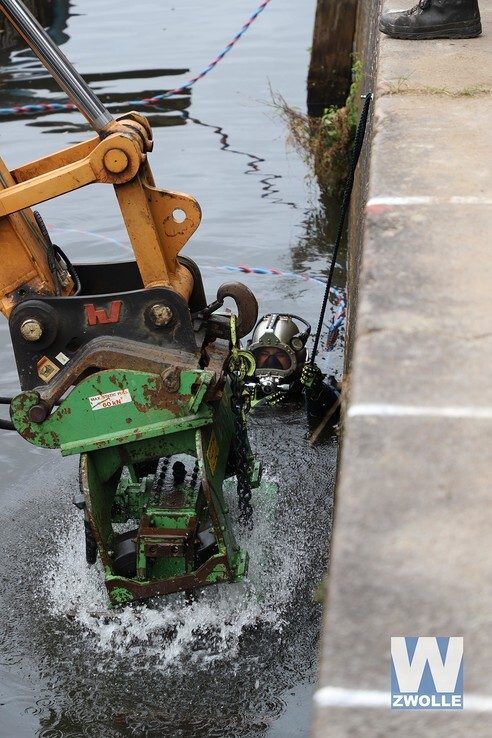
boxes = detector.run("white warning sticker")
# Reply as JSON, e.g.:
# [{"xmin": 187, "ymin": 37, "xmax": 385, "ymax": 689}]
[
  {"xmin": 88, "ymin": 388, "xmax": 132, "ymax": 411},
  {"xmin": 55, "ymin": 351, "xmax": 70, "ymax": 366}
]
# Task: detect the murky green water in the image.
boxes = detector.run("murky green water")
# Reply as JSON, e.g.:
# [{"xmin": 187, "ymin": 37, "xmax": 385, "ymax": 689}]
[{"xmin": 0, "ymin": 2, "xmax": 346, "ymax": 736}]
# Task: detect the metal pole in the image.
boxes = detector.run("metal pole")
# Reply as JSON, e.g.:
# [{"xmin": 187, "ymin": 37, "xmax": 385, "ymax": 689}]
[{"xmin": 0, "ymin": 0, "xmax": 113, "ymax": 132}]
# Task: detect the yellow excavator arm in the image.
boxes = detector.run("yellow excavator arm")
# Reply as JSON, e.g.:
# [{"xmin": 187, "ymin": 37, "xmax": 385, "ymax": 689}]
[
  {"xmin": 0, "ymin": 0, "xmax": 202, "ymax": 317},
  {"xmin": 0, "ymin": 110, "xmax": 202, "ymax": 317}
]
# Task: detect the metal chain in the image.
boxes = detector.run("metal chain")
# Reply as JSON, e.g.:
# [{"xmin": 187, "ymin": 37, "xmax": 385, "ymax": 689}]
[
  {"xmin": 230, "ymin": 372, "xmax": 254, "ymax": 526},
  {"xmin": 226, "ymin": 315, "xmax": 256, "ymax": 527}
]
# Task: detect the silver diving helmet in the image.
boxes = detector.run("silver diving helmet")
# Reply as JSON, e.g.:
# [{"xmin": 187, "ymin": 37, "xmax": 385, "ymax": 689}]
[{"xmin": 247, "ymin": 314, "xmax": 311, "ymax": 395}]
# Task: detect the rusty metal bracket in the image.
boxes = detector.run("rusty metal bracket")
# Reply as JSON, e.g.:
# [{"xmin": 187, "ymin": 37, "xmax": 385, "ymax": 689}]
[
  {"xmin": 198, "ymin": 281, "xmax": 258, "ymax": 341},
  {"xmin": 15, "ymin": 335, "xmax": 202, "ymax": 419}
]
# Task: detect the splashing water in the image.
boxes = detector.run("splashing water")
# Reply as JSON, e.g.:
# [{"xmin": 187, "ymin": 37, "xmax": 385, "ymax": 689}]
[
  {"xmin": 43, "ymin": 455, "xmax": 321, "ymax": 673},
  {"xmin": 0, "ymin": 413, "xmax": 336, "ymax": 736}
]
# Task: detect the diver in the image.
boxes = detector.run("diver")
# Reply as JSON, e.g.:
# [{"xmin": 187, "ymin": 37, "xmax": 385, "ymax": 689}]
[{"xmin": 246, "ymin": 313, "xmax": 340, "ymax": 427}]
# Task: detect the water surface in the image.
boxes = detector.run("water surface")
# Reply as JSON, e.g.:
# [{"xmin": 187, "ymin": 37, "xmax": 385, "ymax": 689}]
[{"xmin": 0, "ymin": 2, "xmax": 345, "ymax": 735}]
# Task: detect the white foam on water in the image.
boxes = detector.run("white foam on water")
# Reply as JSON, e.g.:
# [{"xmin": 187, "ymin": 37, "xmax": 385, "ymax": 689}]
[{"xmin": 43, "ymin": 477, "xmax": 314, "ymax": 670}]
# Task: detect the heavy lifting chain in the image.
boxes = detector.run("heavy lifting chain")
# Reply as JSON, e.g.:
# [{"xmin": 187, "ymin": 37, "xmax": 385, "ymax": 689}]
[{"xmin": 226, "ymin": 315, "xmax": 256, "ymax": 527}]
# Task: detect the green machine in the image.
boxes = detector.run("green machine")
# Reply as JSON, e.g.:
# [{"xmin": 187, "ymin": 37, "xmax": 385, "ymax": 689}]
[
  {"xmin": 11, "ymin": 322, "xmax": 264, "ymax": 606},
  {"xmin": 0, "ymin": 0, "xmax": 274, "ymax": 606}
]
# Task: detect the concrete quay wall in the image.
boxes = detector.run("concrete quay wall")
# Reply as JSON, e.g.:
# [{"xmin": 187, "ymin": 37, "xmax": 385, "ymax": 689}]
[{"xmin": 313, "ymin": 1, "xmax": 492, "ymax": 736}]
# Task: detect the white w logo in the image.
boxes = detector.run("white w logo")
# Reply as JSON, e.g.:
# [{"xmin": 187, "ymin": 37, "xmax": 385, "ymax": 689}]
[{"xmin": 391, "ymin": 637, "xmax": 463, "ymax": 693}]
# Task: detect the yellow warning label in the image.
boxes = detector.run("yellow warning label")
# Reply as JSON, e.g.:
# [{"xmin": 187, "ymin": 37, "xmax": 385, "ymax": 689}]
[
  {"xmin": 37, "ymin": 356, "xmax": 60, "ymax": 383},
  {"xmin": 206, "ymin": 432, "xmax": 219, "ymax": 476}
]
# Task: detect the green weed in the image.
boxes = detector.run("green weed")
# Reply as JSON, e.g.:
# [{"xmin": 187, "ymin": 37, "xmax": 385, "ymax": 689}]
[{"xmin": 273, "ymin": 58, "xmax": 363, "ymax": 193}]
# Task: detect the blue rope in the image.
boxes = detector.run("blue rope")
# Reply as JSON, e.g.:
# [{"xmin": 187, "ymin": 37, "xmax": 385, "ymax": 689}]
[{"xmin": 0, "ymin": 0, "xmax": 273, "ymax": 117}]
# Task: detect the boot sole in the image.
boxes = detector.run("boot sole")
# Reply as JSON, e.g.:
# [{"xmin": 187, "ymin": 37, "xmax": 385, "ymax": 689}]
[{"xmin": 379, "ymin": 18, "xmax": 482, "ymax": 39}]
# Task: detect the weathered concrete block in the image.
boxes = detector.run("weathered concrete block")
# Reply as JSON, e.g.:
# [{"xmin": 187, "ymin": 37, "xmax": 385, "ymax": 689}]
[{"xmin": 313, "ymin": 0, "xmax": 492, "ymax": 735}]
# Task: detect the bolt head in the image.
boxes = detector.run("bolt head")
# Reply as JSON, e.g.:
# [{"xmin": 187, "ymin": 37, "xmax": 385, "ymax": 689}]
[
  {"xmin": 149, "ymin": 303, "xmax": 173, "ymax": 327},
  {"xmin": 28, "ymin": 403, "xmax": 48, "ymax": 423},
  {"xmin": 20, "ymin": 318, "xmax": 43, "ymax": 342},
  {"xmin": 161, "ymin": 367, "xmax": 181, "ymax": 393},
  {"xmin": 103, "ymin": 148, "xmax": 128, "ymax": 174}
]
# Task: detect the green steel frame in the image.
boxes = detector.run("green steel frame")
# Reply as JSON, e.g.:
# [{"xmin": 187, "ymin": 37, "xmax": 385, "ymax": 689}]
[{"xmin": 11, "ymin": 365, "xmax": 264, "ymax": 605}]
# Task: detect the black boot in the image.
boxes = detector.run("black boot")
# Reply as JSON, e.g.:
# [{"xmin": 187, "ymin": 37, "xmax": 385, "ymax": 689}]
[{"xmin": 379, "ymin": 0, "xmax": 482, "ymax": 39}]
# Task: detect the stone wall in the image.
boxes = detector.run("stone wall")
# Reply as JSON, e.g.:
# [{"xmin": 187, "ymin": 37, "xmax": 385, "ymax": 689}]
[
  {"xmin": 313, "ymin": 0, "xmax": 492, "ymax": 735},
  {"xmin": 345, "ymin": 0, "xmax": 381, "ymax": 363}
]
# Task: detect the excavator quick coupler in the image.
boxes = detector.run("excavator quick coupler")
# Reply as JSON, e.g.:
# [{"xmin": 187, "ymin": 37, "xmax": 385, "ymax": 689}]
[{"xmin": 0, "ymin": 0, "xmax": 276, "ymax": 606}]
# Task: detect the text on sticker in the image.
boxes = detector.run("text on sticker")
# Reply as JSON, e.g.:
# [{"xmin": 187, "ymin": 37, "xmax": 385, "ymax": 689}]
[{"xmin": 88, "ymin": 388, "xmax": 133, "ymax": 411}]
